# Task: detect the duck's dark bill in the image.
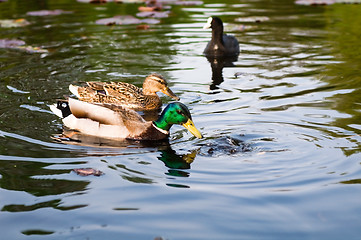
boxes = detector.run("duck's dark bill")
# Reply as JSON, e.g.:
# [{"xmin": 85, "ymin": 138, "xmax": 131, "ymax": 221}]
[{"xmin": 163, "ymin": 87, "xmax": 180, "ymax": 101}]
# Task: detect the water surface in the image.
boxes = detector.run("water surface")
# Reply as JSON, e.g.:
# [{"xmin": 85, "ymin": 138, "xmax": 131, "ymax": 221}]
[{"xmin": 1, "ymin": 0, "xmax": 361, "ymax": 239}]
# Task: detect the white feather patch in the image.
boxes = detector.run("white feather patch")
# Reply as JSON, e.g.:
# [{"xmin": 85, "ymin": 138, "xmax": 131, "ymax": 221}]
[
  {"xmin": 49, "ymin": 104, "xmax": 64, "ymax": 118},
  {"xmin": 203, "ymin": 17, "xmax": 212, "ymax": 29},
  {"xmin": 69, "ymin": 84, "xmax": 80, "ymax": 98}
]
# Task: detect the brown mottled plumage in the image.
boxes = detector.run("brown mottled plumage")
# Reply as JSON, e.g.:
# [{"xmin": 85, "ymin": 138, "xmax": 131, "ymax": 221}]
[{"xmin": 69, "ymin": 73, "xmax": 179, "ymax": 111}]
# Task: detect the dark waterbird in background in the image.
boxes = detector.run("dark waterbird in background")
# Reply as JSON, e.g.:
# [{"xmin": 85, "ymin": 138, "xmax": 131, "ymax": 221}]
[
  {"xmin": 50, "ymin": 98, "xmax": 203, "ymax": 141},
  {"xmin": 203, "ymin": 17, "xmax": 240, "ymax": 90},
  {"xmin": 203, "ymin": 16, "xmax": 240, "ymax": 58}
]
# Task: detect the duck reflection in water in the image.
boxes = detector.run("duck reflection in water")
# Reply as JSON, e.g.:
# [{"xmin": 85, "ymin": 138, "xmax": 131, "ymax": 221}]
[
  {"xmin": 203, "ymin": 16, "xmax": 240, "ymax": 90},
  {"xmin": 52, "ymin": 129, "xmax": 197, "ymax": 178}
]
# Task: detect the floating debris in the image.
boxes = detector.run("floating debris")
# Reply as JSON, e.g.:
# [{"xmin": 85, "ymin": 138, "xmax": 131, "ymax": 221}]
[
  {"xmin": 0, "ymin": 39, "xmax": 25, "ymax": 48},
  {"xmin": 235, "ymin": 16, "xmax": 270, "ymax": 23},
  {"xmin": 0, "ymin": 19, "xmax": 30, "ymax": 28},
  {"xmin": 295, "ymin": 0, "xmax": 335, "ymax": 4},
  {"xmin": 16, "ymin": 45, "xmax": 48, "ymax": 53},
  {"xmin": 77, "ymin": 0, "xmax": 107, "ymax": 3},
  {"xmin": 96, "ymin": 15, "xmax": 161, "ymax": 25},
  {"xmin": 77, "ymin": 0, "xmax": 135, "ymax": 3},
  {"xmin": 0, "ymin": 39, "xmax": 48, "ymax": 53},
  {"xmin": 26, "ymin": 9, "xmax": 73, "ymax": 16},
  {"xmin": 139, "ymin": 0, "xmax": 163, "ymax": 11},
  {"xmin": 136, "ymin": 10, "xmax": 170, "ymax": 18},
  {"xmin": 95, "ymin": 15, "xmax": 141, "ymax": 25},
  {"xmin": 73, "ymin": 168, "xmax": 104, "ymax": 176},
  {"xmin": 136, "ymin": 24, "xmax": 151, "ymax": 30},
  {"xmin": 115, "ymin": 0, "xmax": 146, "ymax": 2},
  {"xmin": 295, "ymin": 0, "xmax": 361, "ymax": 5},
  {"xmin": 160, "ymin": 0, "xmax": 203, "ymax": 5}
]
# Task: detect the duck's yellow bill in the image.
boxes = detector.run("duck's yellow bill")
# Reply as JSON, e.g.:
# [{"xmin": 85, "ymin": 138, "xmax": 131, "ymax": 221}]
[
  {"xmin": 182, "ymin": 119, "xmax": 203, "ymax": 139},
  {"xmin": 162, "ymin": 87, "xmax": 180, "ymax": 101}
]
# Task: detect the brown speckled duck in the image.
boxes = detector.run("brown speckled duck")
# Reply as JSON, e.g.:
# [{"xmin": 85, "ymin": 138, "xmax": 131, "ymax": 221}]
[{"xmin": 69, "ymin": 73, "xmax": 179, "ymax": 111}]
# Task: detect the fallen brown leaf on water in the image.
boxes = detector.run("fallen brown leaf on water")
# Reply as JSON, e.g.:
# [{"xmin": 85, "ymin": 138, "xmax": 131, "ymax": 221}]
[
  {"xmin": 96, "ymin": 15, "xmax": 160, "ymax": 25},
  {"xmin": 0, "ymin": 39, "xmax": 48, "ymax": 53},
  {"xmin": 136, "ymin": 24, "xmax": 150, "ymax": 30},
  {"xmin": 26, "ymin": 9, "xmax": 73, "ymax": 16},
  {"xmin": 160, "ymin": 0, "xmax": 202, "ymax": 5},
  {"xmin": 136, "ymin": 11, "xmax": 170, "ymax": 18},
  {"xmin": 95, "ymin": 15, "xmax": 142, "ymax": 25},
  {"xmin": 138, "ymin": 6, "xmax": 159, "ymax": 11},
  {"xmin": 295, "ymin": 0, "xmax": 336, "ymax": 5},
  {"xmin": 73, "ymin": 168, "xmax": 104, "ymax": 176},
  {"xmin": 0, "ymin": 39, "xmax": 25, "ymax": 48}
]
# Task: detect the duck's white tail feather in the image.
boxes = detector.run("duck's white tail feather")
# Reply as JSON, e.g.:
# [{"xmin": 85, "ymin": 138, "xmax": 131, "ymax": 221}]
[
  {"xmin": 49, "ymin": 104, "xmax": 63, "ymax": 118},
  {"xmin": 69, "ymin": 84, "xmax": 80, "ymax": 98}
]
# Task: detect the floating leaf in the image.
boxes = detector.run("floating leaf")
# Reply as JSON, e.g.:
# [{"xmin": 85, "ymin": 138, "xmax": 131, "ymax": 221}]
[
  {"xmin": 235, "ymin": 16, "xmax": 270, "ymax": 23},
  {"xmin": 139, "ymin": 0, "xmax": 164, "ymax": 11},
  {"xmin": 26, "ymin": 9, "xmax": 73, "ymax": 16},
  {"xmin": 296, "ymin": 0, "xmax": 361, "ymax": 3},
  {"xmin": 16, "ymin": 45, "xmax": 48, "ymax": 53},
  {"xmin": 0, "ymin": 39, "xmax": 25, "ymax": 48},
  {"xmin": 136, "ymin": 24, "xmax": 150, "ymax": 30},
  {"xmin": 0, "ymin": 39, "xmax": 47, "ymax": 53},
  {"xmin": 73, "ymin": 168, "xmax": 104, "ymax": 176},
  {"xmin": 0, "ymin": 19, "xmax": 30, "ymax": 28},
  {"xmin": 136, "ymin": 11, "xmax": 170, "ymax": 18},
  {"xmin": 295, "ymin": 0, "xmax": 335, "ymax": 4},
  {"xmin": 138, "ymin": 6, "xmax": 160, "ymax": 12},
  {"xmin": 141, "ymin": 18, "xmax": 161, "ymax": 24},
  {"xmin": 116, "ymin": 0, "xmax": 146, "ymax": 2},
  {"xmin": 95, "ymin": 15, "xmax": 142, "ymax": 25},
  {"xmin": 159, "ymin": 0, "xmax": 202, "ymax": 5},
  {"xmin": 77, "ymin": 0, "xmax": 108, "ymax": 3}
]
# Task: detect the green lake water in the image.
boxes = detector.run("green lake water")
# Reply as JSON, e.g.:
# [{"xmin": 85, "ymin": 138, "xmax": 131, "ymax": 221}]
[{"xmin": 1, "ymin": 0, "xmax": 361, "ymax": 239}]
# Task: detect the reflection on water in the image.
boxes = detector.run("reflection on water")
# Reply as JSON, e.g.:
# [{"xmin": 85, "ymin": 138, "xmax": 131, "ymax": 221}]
[
  {"xmin": 54, "ymin": 129, "xmax": 197, "ymax": 172},
  {"xmin": 206, "ymin": 55, "xmax": 238, "ymax": 90},
  {"xmin": 1, "ymin": 0, "xmax": 361, "ymax": 239}
]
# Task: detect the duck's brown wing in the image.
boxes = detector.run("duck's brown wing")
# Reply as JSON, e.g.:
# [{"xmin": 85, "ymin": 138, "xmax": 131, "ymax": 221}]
[
  {"xmin": 86, "ymin": 82, "xmax": 107, "ymax": 91},
  {"xmin": 103, "ymin": 82, "xmax": 143, "ymax": 98},
  {"xmin": 102, "ymin": 103, "xmax": 149, "ymax": 136}
]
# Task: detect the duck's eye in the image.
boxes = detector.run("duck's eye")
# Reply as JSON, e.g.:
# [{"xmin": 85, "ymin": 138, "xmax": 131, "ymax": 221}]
[{"xmin": 176, "ymin": 109, "xmax": 183, "ymax": 115}]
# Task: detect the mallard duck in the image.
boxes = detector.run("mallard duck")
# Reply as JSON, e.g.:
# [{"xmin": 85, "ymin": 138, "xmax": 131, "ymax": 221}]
[
  {"xmin": 69, "ymin": 73, "xmax": 179, "ymax": 111},
  {"xmin": 50, "ymin": 98, "xmax": 203, "ymax": 141},
  {"xmin": 203, "ymin": 16, "xmax": 240, "ymax": 58}
]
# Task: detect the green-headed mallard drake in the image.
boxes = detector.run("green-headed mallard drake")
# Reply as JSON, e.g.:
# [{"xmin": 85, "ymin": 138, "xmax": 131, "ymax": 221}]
[
  {"xmin": 69, "ymin": 73, "xmax": 179, "ymax": 111},
  {"xmin": 50, "ymin": 98, "xmax": 203, "ymax": 141},
  {"xmin": 203, "ymin": 16, "xmax": 240, "ymax": 58}
]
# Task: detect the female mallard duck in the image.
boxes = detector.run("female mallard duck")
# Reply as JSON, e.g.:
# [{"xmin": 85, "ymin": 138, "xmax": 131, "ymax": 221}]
[
  {"xmin": 69, "ymin": 73, "xmax": 179, "ymax": 111},
  {"xmin": 50, "ymin": 98, "xmax": 203, "ymax": 141},
  {"xmin": 203, "ymin": 16, "xmax": 240, "ymax": 58}
]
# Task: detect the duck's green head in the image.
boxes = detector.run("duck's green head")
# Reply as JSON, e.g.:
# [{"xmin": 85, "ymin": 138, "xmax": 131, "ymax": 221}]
[{"xmin": 154, "ymin": 102, "xmax": 203, "ymax": 139}]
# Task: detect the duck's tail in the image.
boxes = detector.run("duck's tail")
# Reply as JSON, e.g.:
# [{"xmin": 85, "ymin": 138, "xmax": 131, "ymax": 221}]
[
  {"xmin": 69, "ymin": 84, "xmax": 80, "ymax": 98},
  {"xmin": 50, "ymin": 100, "xmax": 72, "ymax": 119}
]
